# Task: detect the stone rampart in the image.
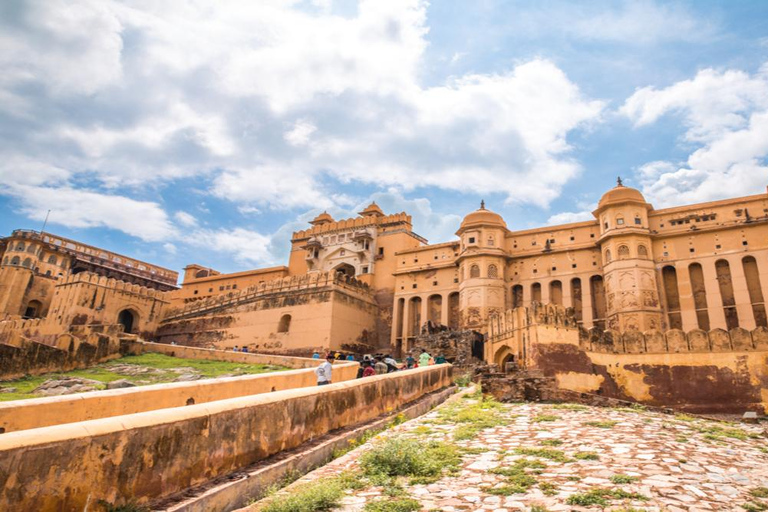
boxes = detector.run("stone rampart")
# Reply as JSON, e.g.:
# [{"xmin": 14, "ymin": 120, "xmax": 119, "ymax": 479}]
[
  {"xmin": 0, "ymin": 320, "xmax": 124, "ymax": 380},
  {"xmin": 0, "ymin": 354, "xmax": 358, "ymax": 432},
  {"xmin": 0, "ymin": 364, "xmax": 452, "ymax": 511}
]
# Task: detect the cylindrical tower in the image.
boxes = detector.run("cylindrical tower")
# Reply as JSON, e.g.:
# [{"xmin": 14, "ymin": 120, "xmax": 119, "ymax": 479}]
[
  {"xmin": 593, "ymin": 179, "xmax": 662, "ymax": 331},
  {"xmin": 456, "ymin": 201, "xmax": 508, "ymax": 332}
]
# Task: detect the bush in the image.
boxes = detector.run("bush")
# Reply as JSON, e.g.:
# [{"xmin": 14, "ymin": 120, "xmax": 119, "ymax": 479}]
[
  {"xmin": 363, "ymin": 497, "xmax": 421, "ymax": 512},
  {"xmin": 359, "ymin": 436, "xmax": 462, "ymax": 484},
  {"xmin": 610, "ymin": 474, "xmax": 638, "ymax": 484},
  {"xmin": 262, "ymin": 478, "xmax": 345, "ymax": 512}
]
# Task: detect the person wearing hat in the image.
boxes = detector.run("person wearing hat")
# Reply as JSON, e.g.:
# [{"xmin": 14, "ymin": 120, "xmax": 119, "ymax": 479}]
[{"xmin": 315, "ymin": 354, "xmax": 334, "ymax": 386}]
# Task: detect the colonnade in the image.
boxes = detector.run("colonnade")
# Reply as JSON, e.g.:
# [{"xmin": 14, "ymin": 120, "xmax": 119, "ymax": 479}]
[{"xmin": 392, "ymin": 291, "xmax": 460, "ymax": 352}]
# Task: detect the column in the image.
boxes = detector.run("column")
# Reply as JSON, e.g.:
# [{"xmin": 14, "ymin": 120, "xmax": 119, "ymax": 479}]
[
  {"xmin": 701, "ymin": 261, "xmax": 727, "ymax": 330},
  {"xmin": 756, "ymin": 250, "xmax": 768, "ymax": 319},
  {"xmin": 582, "ymin": 277, "xmax": 594, "ymax": 328},
  {"xmin": 440, "ymin": 293, "xmax": 449, "ymax": 326},
  {"xmin": 540, "ymin": 280, "xmax": 551, "ymax": 304},
  {"xmin": 402, "ymin": 298, "xmax": 410, "ymax": 339},
  {"xmin": 420, "ymin": 295, "xmax": 429, "ymax": 335},
  {"xmin": 391, "ymin": 297, "xmax": 402, "ymax": 348},
  {"xmin": 676, "ymin": 263, "xmax": 699, "ymax": 331},
  {"xmin": 728, "ymin": 256, "xmax": 756, "ymax": 329},
  {"xmin": 562, "ymin": 279, "xmax": 573, "ymax": 309}
]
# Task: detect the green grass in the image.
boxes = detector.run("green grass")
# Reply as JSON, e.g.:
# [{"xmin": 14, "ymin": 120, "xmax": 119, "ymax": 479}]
[
  {"xmin": 539, "ymin": 481, "xmax": 557, "ymax": 496},
  {"xmin": 695, "ymin": 424, "xmax": 755, "ymax": 441},
  {"xmin": 551, "ymin": 403, "xmax": 588, "ymax": 411},
  {"xmin": 435, "ymin": 394, "xmax": 507, "ymax": 440},
  {"xmin": 751, "ymin": 487, "xmax": 768, "ymax": 498},
  {"xmin": 262, "ymin": 477, "xmax": 345, "ymax": 512},
  {"xmin": 566, "ymin": 488, "xmax": 649, "ymax": 507},
  {"xmin": 530, "ymin": 506, "xmax": 550, "ymax": 512},
  {"xmin": 514, "ymin": 447, "xmax": 571, "ymax": 463},
  {"xmin": 584, "ymin": 420, "xmax": 619, "ymax": 429},
  {"xmin": 533, "ymin": 414, "xmax": 559, "ymax": 423},
  {"xmin": 363, "ymin": 497, "xmax": 421, "ymax": 512},
  {"xmin": 611, "ymin": 474, "xmax": 638, "ymax": 484},
  {"xmin": 0, "ymin": 353, "xmax": 287, "ymax": 401},
  {"xmin": 573, "ymin": 451, "xmax": 600, "ymax": 460},
  {"xmin": 485, "ymin": 459, "xmax": 546, "ymax": 495},
  {"xmin": 359, "ymin": 436, "xmax": 462, "ymax": 485},
  {"xmin": 540, "ymin": 439, "xmax": 563, "ymax": 446},
  {"xmin": 743, "ymin": 502, "xmax": 768, "ymax": 511}
]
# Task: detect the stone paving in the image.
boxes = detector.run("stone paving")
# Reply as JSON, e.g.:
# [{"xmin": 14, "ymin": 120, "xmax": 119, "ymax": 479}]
[{"xmin": 263, "ymin": 389, "xmax": 768, "ymax": 511}]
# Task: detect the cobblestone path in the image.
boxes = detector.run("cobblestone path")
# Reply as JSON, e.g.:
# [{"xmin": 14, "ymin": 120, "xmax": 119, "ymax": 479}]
[{"xmin": 261, "ymin": 390, "xmax": 768, "ymax": 511}]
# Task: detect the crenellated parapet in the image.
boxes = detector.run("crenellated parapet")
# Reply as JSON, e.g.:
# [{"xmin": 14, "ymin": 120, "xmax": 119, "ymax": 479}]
[
  {"xmin": 487, "ymin": 302, "xmax": 579, "ymax": 341},
  {"xmin": 59, "ymin": 271, "xmax": 169, "ymax": 301},
  {"xmin": 161, "ymin": 270, "xmax": 373, "ymax": 322},
  {"xmin": 582, "ymin": 325, "xmax": 768, "ymax": 354},
  {"xmin": 292, "ymin": 212, "xmax": 412, "ymax": 240}
]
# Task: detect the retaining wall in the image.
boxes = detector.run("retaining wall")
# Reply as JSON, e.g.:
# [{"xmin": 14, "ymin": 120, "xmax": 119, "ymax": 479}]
[
  {"xmin": 0, "ymin": 364, "xmax": 452, "ymax": 511},
  {"xmin": 0, "ymin": 361, "xmax": 359, "ymax": 433}
]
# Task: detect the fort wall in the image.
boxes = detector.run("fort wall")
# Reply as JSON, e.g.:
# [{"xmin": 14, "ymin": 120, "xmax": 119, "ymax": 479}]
[
  {"xmin": 0, "ymin": 364, "xmax": 452, "ymax": 511},
  {"xmin": 0, "ymin": 345, "xmax": 358, "ymax": 432},
  {"xmin": 486, "ymin": 303, "xmax": 768, "ymax": 413},
  {"xmin": 156, "ymin": 271, "xmax": 380, "ymax": 354}
]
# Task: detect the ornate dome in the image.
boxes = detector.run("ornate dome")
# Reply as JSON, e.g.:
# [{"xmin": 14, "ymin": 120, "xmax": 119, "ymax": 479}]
[
  {"xmin": 358, "ymin": 202, "xmax": 384, "ymax": 217},
  {"xmin": 309, "ymin": 211, "xmax": 335, "ymax": 226},
  {"xmin": 459, "ymin": 201, "xmax": 507, "ymax": 231},
  {"xmin": 597, "ymin": 178, "xmax": 647, "ymax": 209}
]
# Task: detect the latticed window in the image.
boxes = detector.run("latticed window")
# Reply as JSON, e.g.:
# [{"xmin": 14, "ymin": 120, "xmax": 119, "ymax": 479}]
[
  {"xmin": 638, "ymin": 245, "xmax": 648, "ymax": 258},
  {"xmin": 469, "ymin": 264, "xmax": 480, "ymax": 278},
  {"xmin": 488, "ymin": 264, "xmax": 498, "ymax": 278},
  {"xmin": 618, "ymin": 245, "xmax": 630, "ymax": 258},
  {"xmin": 604, "ymin": 249, "xmax": 612, "ymax": 263}
]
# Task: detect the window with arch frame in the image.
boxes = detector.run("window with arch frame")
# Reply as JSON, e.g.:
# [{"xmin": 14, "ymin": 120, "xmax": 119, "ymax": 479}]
[
  {"xmin": 11, "ymin": 256, "xmax": 20, "ymax": 265},
  {"xmin": 637, "ymin": 245, "xmax": 648, "ymax": 258},
  {"xmin": 618, "ymin": 245, "xmax": 630, "ymax": 258},
  {"xmin": 604, "ymin": 249, "xmax": 612, "ymax": 262},
  {"xmin": 16, "ymin": 242, "xmax": 25, "ymax": 251},
  {"xmin": 469, "ymin": 264, "xmax": 480, "ymax": 278},
  {"xmin": 488, "ymin": 264, "xmax": 498, "ymax": 279}
]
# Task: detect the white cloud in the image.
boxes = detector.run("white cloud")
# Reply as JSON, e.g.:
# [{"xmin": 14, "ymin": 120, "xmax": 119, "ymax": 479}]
[
  {"xmin": 174, "ymin": 211, "xmax": 198, "ymax": 227},
  {"xmin": 5, "ymin": 185, "xmax": 176, "ymax": 242},
  {"xmin": 284, "ymin": 119, "xmax": 317, "ymax": 147},
  {"xmin": 623, "ymin": 63, "xmax": 768, "ymax": 207},
  {"xmin": 189, "ymin": 228, "xmax": 274, "ymax": 266}
]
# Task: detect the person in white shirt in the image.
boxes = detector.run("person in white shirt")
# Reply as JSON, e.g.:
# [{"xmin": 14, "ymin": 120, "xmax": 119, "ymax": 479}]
[{"xmin": 315, "ymin": 354, "xmax": 334, "ymax": 386}]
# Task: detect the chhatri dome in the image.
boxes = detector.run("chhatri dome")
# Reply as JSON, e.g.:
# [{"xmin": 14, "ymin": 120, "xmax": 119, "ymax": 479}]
[
  {"xmin": 309, "ymin": 211, "xmax": 335, "ymax": 226},
  {"xmin": 459, "ymin": 200, "xmax": 507, "ymax": 231},
  {"xmin": 597, "ymin": 177, "xmax": 647, "ymax": 209}
]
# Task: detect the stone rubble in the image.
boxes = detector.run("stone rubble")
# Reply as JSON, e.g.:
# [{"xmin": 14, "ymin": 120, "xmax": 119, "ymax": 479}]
[{"xmin": 271, "ymin": 394, "xmax": 768, "ymax": 511}]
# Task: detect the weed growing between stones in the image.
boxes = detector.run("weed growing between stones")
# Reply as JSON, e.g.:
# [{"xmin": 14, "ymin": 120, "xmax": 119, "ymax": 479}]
[
  {"xmin": 484, "ymin": 459, "xmax": 554, "ymax": 496},
  {"xmin": 533, "ymin": 414, "xmax": 559, "ymax": 422},
  {"xmin": 742, "ymin": 502, "xmax": 768, "ymax": 511},
  {"xmin": 435, "ymin": 393, "xmax": 507, "ymax": 440},
  {"xmin": 363, "ymin": 497, "xmax": 421, "ymax": 512},
  {"xmin": 530, "ymin": 506, "xmax": 551, "ymax": 512},
  {"xmin": 550, "ymin": 403, "xmax": 588, "ymax": 411},
  {"xmin": 584, "ymin": 420, "xmax": 618, "ymax": 429},
  {"xmin": 539, "ymin": 481, "xmax": 558, "ymax": 496},
  {"xmin": 566, "ymin": 488, "xmax": 649, "ymax": 507},
  {"xmin": 514, "ymin": 447, "xmax": 571, "ymax": 463},
  {"xmin": 358, "ymin": 435, "xmax": 462, "ymax": 485},
  {"xmin": 261, "ymin": 477, "xmax": 347, "ymax": 512},
  {"xmin": 574, "ymin": 451, "xmax": 600, "ymax": 460},
  {"xmin": 610, "ymin": 474, "xmax": 638, "ymax": 484},
  {"xmin": 752, "ymin": 487, "xmax": 768, "ymax": 498},
  {"xmin": 540, "ymin": 439, "xmax": 563, "ymax": 446},
  {"xmin": 695, "ymin": 424, "xmax": 757, "ymax": 441}
]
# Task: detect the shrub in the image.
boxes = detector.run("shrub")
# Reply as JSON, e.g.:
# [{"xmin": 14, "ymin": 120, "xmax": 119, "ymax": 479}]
[
  {"xmin": 359, "ymin": 436, "xmax": 462, "ymax": 484},
  {"xmin": 540, "ymin": 439, "xmax": 563, "ymax": 446},
  {"xmin": 454, "ymin": 374, "xmax": 472, "ymax": 387},
  {"xmin": 610, "ymin": 474, "xmax": 638, "ymax": 484},
  {"xmin": 262, "ymin": 478, "xmax": 345, "ymax": 512},
  {"xmin": 364, "ymin": 497, "xmax": 421, "ymax": 512},
  {"xmin": 584, "ymin": 420, "xmax": 618, "ymax": 429},
  {"xmin": 574, "ymin": 451, "xmax": 600, "ymax": 461}
]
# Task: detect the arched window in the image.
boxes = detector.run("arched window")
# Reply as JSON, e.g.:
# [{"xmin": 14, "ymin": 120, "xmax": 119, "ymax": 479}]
[
  {"xmin": 716, "ymin": 259, "xmax": 739, "ymax": 329},
  {"xmin": 637, "ymin": 245, "xmax": 648, "ymax": 258},
  {"xmin": 277, "ymin": 314, "xmax": 292, "ymax": 333},
  {"xmin": 11, "ymin": 256, "xmax": 20, "ymax": 265},
  {"xmin": 618, "ymin": 245, "xmax": 630, "ymax": 259},
  {"xmin": 487, "ymin": 236, "xmax": 495, "ymax": 247},
  {"xmin": 21, "ymin": 258, "xmax": 32, "ymax": 268},
  {"xmin": 16, "ymin": 242, "xmax": 24, "ymax": 251},
  {"xmin": 45, "ymin": 270, "xmax": 52, "ymax": 276},
  {"xmin": 26, "ymin": 245, "xmax": 36, "ymax": 253},
  {"xmin": 48, "ymin": 255, "xmax": 57, "ymax": 265},
  {"xmin": 604, "ymin": 249, "xmax": 612, "ymax": 263},
  {"xmin": 511, "ymin": 285, "xmax": 523, "ymax": 309},
  {"xmin": 469, "ymin": 264, "xmax": 480, "ymax": 278},
  {"xmin": 531, "ymin": 282, "xmax": 542, "ymax": 303},
  {"xmin": 488, "ymin": 264, "xmax": 498, "ymax": 279}
]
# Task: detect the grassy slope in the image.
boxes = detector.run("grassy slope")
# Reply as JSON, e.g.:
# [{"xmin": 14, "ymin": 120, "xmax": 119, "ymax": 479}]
[{"xmin": 0, "ymin": 352, "xmax": 289, "ymax": 402}]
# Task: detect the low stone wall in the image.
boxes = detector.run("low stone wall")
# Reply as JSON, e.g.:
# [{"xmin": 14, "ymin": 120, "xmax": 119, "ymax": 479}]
[
  {"xmin": 122, "ymin": 340, "xmax": 328, "ymax": 369},
  {"xmin": 0, "ymin": 364, "xmax": 452, "ymax": 511},
  {"xmin": 0, "ymin": 361, "xmax": 359, "ymax": 432}
]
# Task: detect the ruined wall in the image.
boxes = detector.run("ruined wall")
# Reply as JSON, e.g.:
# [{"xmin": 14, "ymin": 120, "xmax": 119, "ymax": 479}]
[
  {"xmin": 0, "ymin": 364, "xmax": 453, "ymax": 511},
  {"xmin": 486, "ymin": 303, "xmax": 768, "ymax": 413},
  {"xmin": 0, "ymin": 319, "xmax": 123, "ymax": 380},
  {"xmin": 411, "ymin": 329, "xmax": 484, "ymax": 370},
  {"xmin": 0, "ymin": 351, "xmax": 358, "ymax": 432},
  {"xmin": 156, "ymin": 272, "xmax": 379, "ymax": 355},
  {"xmin": 49, "ymin": 272, "xmax": 169, "ymax": 338}
]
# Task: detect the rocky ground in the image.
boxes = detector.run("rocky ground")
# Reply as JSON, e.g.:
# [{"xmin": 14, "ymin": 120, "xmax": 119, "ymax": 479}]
[{"xmin": 256, "ymin": 388, "xmax": 768, "ymax": 512}]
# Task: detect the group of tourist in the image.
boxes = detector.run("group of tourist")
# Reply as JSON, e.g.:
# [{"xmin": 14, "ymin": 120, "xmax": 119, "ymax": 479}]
[
  {"xmin": 231, "ymin": 345, "xmax": 250, "ymax": 353},
  {"xmin": 314, "ymin": 348, "xmax": 448, "ymax": 386}
]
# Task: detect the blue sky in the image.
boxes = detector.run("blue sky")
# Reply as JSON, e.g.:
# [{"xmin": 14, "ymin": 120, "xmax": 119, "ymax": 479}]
[{"xmin": 2, "ymin": 0, "xmax": 768, "ymax": 278}]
